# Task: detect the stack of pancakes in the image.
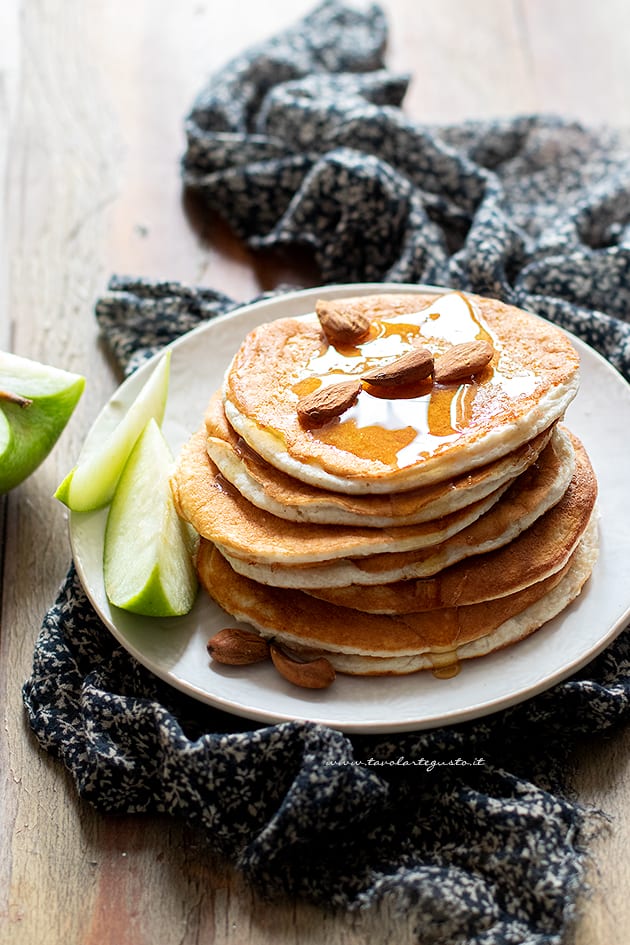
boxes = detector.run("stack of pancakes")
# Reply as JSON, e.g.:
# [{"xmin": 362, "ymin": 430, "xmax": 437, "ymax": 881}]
[{"xmin": 171, "ymin": 291, "xmax": 598, "ymax": 678}]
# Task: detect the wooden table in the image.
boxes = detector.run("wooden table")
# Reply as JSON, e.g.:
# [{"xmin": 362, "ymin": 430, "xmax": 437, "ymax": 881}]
[{"xmin": 2, "ymin": 2, "xmax": 630, "ymax": 942}]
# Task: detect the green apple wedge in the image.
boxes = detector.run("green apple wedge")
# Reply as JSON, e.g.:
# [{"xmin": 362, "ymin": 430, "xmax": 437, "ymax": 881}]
[
  {"xmin": 103, "ymin": 417, "xmax": 198, "ymax": 617},
  {"xmin": 0, "ymin": 351, "xmax": 85, "ymax": 494},
  {"xmin": 55, "ymin": 351, "xmax": 170, "ymax": 511}
]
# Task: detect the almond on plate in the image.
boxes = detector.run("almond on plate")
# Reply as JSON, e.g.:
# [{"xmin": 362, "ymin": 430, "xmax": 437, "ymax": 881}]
[
  {"xmin": 207, "ymin": 627, "xmax": 271, "ymax": 665},
  {"xmin": 270, "ymin": 644, "xmax": 336, "ymax": 689}
]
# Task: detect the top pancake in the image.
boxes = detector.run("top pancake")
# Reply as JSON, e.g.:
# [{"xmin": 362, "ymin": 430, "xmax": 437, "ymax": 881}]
[{"xmin": 223, "ymin": 291, "xmax": 580, "ymax": 493}]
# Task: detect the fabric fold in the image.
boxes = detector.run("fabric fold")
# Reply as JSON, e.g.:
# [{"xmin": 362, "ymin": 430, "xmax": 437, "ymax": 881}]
[{"xmin": 181, "ymin": 0, "xmax": 630, "ymax": 380}]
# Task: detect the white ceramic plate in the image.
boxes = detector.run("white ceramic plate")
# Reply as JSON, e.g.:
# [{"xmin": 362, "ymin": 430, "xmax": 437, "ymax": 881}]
[{"xmin": 70, "ymin": 283, "xmax": 630, "ymax": 733}]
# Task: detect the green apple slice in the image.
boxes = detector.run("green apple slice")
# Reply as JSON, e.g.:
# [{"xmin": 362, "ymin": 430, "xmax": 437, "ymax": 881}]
[
  {"xmin": 103, "ymin": 417, "xmax": 198, "ymax": 616},
  {"xmin": 55, "ymin": 351, "xmax": 170, "ymax": 511},
  {"xmin": 0, "ymin": 352, "xmax": 85, "ymax": 494}
]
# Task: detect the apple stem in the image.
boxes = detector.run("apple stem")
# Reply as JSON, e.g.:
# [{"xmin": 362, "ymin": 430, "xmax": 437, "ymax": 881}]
[{"xmin": 0, "ymin": 388, "xmax": 33, "ymax": 408}]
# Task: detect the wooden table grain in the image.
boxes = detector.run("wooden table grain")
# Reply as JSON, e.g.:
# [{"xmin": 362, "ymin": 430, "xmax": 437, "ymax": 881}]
[{"xmin": 2, "ymin": 2, "xmax": 630, "ymax": 943}]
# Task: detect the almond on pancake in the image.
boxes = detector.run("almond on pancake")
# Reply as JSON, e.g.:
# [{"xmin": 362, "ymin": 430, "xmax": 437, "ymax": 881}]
[
  {"xmin": 218, "ymin": 424, "xmax": 576, "ymax": 588},
  {"xmin": 223, "ymin": 291, "xmax": 580, "ymax": 494},
  {"xmin": 195, "ymin": 514, "xmax": 598, "ymax": 675},
  {"xmin": 305, "ymin": 432, "xmax": 597, "ymax": 610},
  {"xmin": 171, "ymin": 426, "xmax": 514, "ymax": 565},
  {"xmin": 205, "ymin": 389, "xmax": 555, "ymax": 527}
]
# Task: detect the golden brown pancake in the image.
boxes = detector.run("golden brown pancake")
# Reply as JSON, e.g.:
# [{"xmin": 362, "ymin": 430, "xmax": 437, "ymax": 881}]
[
  {"xmin": 320, "ymin": 517, "xmax": 598, "ymax": 675},
  {"xmin": 304, "ymin": 432, "xmax": 597, "ymax": 611},
  {"xmin": 216, "ymin": 424, "xmax": 576, "ymax": 587},
  {"xmin": 171, "ymin": 426, "xmax": 517, "ymax": 565},
  {"xmin": 205, "ymin": 389, "xmax": 556, "ymax": 527},
  {"xmin": 195, "ymin": 515, "xmax": 598, "ymax": 675},
  {"xmin": 223, "ymin": 291, "xmax": 580, "ymax": 493}
]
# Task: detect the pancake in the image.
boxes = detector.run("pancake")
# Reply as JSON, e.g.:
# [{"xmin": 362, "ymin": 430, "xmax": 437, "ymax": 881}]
[
  {"xmin": 195, "ymin": 513, "xmax": 598, "ymax": 676},
  {"xmin": 216, "ymin": 424, "xmax": 576, "ymax": 588},
  {"xmin": 171, "ymin": 426, "xmax": 516, "ymax": 565},
  {"xmin": 317, "ymin": 517, "xmax": 599, "ymax": 675},
  {"xmin": 205, "ymin": 389, "xmax": 556, "ymax": 527},
  {"xmin": 223, "ymin": 291, "xmax": 580, "ymax": 494},
  {"xmin": 305, "ymin": 433, "xmax": 597, "ymax": 611}
]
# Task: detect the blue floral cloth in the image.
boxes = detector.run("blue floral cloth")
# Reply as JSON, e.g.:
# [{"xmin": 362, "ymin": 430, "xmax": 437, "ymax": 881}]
[{"xmin": 23, "ymin": 3, "xmax": 630, "ymax": 944}]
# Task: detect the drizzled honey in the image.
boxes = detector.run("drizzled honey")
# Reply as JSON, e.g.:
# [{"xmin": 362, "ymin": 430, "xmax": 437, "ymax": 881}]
[
  {"xmin": 430, "ymin": 651, "xmax": 461, "ymax": 679},
  {"xmin": 292, "ymin": 293, "xmax": 538, "ymax": 468}
]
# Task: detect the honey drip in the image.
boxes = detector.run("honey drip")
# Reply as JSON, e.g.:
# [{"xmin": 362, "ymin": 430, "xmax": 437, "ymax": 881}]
[
  {"xmin": 431, "ymin": 655, "xmax": 461, "ymax": 679},
  {"xmin": 293, "ymin": 293, "xmax": 536, "ymax": 469},
  {"xmin": 426, "ymin": 609, "xmax": 462, "ymax": 679}
]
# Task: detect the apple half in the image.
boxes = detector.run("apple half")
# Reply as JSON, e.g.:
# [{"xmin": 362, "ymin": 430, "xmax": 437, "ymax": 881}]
[{"xmin": 0, "ymin": 351, "xmax": 85, "ymax": 494}]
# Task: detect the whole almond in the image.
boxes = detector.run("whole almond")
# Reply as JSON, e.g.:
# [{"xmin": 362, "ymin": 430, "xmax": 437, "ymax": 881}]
[
  {"xmin": 433, "ymin": 340, "xmax": 494, "ymax": 384},
  {"xmin": 362, "ymin": 346, "xmax": 434, "ymax": 387},
  {"xmin": 207, "ymin": 627, "xmax": 271, "ymax": 665},
  {"xmin": 316, "ymin": 299, "xmax": 372, "ymax": 345},
  {"xmin": 297, "ymin": 379, "xmax": 362, "ymax": 426},
  {"xmin": 270, "ymin": 644, "xmax": 336, "ymax": 689}
]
